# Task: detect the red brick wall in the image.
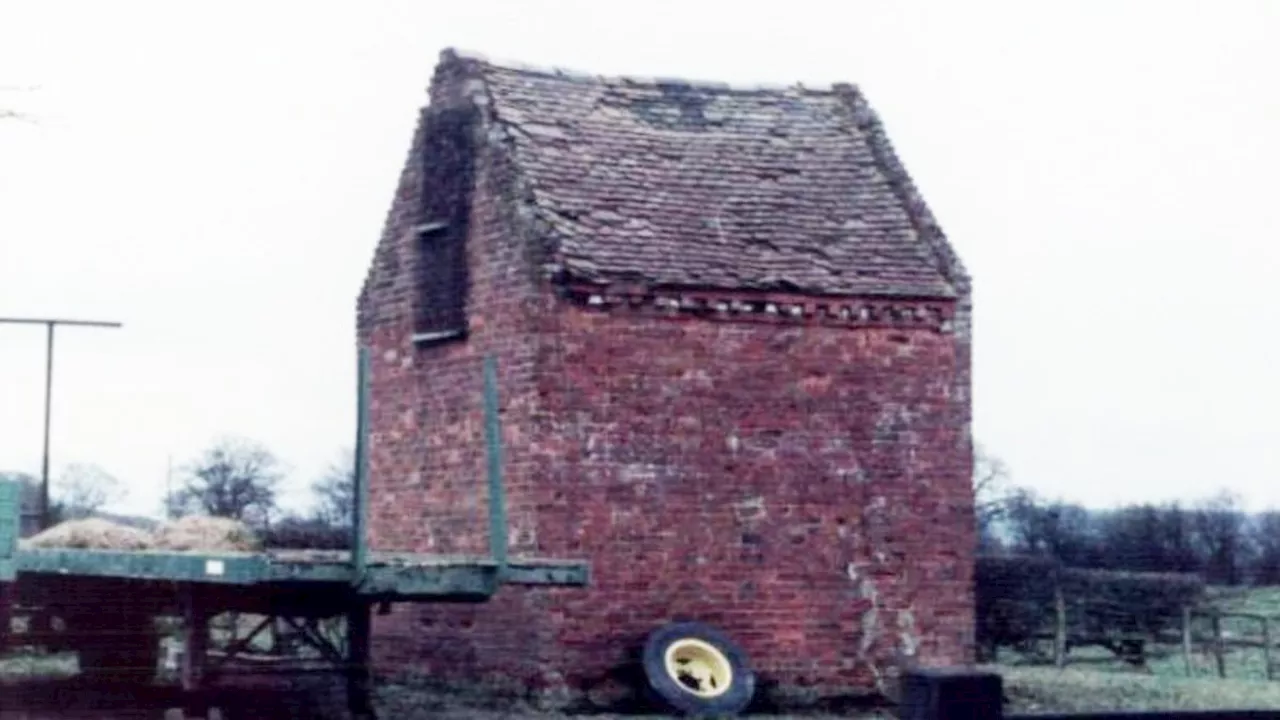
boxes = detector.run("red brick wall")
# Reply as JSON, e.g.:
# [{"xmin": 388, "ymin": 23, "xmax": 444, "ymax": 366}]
[
  {"xmin": 531, "ymin": 305, "xmax": 975, "ymax": 692},
  {"xmin": 357, "ymin": 68, "xmax": 560, "ymax": 690},
  {"xmin": 364, "ymin": 297, "xmax": 975, "ymax": 702},
  {"xmin": 357, "ymin": 60, "xmax": 975, "ymax": 705}
]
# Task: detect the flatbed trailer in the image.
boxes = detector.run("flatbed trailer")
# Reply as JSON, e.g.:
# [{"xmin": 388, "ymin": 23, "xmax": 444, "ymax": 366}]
[{"xmin": 0, "ymin": 351, "xmax": 589, "ymax": 718}]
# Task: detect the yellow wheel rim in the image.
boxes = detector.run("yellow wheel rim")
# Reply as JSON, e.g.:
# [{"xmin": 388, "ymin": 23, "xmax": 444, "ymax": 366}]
[{"xmin": 663, "ymin": 637, "xmax": 733, "ymax": 699}]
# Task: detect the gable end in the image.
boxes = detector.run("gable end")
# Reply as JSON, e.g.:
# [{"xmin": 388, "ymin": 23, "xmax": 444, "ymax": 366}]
[{"xmin": 411, "ymin": 105, "xmax": 480, "ymax": 345}]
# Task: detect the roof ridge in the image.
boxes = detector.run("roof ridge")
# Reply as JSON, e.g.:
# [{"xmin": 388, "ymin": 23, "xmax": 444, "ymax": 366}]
[{"xmin": 440, "ymin": 46, "xmax": 857, "ymax": 96}]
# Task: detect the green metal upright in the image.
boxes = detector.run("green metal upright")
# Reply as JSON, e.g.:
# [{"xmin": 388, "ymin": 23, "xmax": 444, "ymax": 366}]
[
  {"xmin": 482, "ymin": 355, "xmax": 509, "ymax": 577},
  {"xmin": 348, "ymin": 346, "xmax": 374, "ymax": 718},
  {"xmin": 0, "ymin": 480, "xmax": 19, "ymax": 657},
  {"xmin": 0, "ymin": 480, "xmax": 17, "ymax": 581},
  {"xmin": 352, "ymin": 347, "xmax": 371, "ymax": 579}
]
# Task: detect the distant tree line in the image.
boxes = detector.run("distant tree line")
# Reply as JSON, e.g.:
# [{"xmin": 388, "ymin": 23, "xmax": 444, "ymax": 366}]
[
  {"xmin": 1, "ymin": 436, "xmax": 355, "ymax": 550},
  {"xmin": 163, "ymin": 436, "xmax": 354, "ymax": 550},
  {"xmin": 976, "ymin": 447, "xmax": 1280, "ymax": 586},
  {"xmin": 1, "ymin": 463, "xmax": 132, "ymax": 531}
]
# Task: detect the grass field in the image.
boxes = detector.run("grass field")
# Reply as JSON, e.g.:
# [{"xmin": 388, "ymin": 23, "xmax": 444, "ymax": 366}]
[
  {"xmin": 990, "ymin": 584, "xmax": 1280, "ymax": 713},
  {"xmin": 992, "ymin": 586, "xmax": 1280, "ymax": 672},
  {"xmin": 995, "ymin": 664, "xmax": 1280, "ymax": 713}
]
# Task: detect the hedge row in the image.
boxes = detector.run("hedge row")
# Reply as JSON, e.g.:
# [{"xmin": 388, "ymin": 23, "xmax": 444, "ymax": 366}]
[
  {"xmin": 975, "ymin": 554, "xmax": 1205, "ymax": 660},
  {"xmin": 263, "ymin": 518, "xmax": 352, "ymax": 550}
]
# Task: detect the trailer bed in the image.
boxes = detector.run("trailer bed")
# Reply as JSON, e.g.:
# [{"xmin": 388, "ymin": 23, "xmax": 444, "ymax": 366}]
[{"xmin": 13, "ymin": 547, "xmax": 587, "ymax": 597}]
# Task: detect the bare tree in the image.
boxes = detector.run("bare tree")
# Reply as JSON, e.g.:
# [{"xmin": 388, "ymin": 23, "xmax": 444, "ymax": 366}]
[
  {"xmin": 166, "ymin": 437, "xmax": 282, "ymax": 528},
  {"xmin": 975, "ymin": 445, "xmax": 1010, "ymax": 528},
  {"xmin": 53, "ymin": 463, "xmax": 125, "ymax": 520},
  {"xmin": 311, "ymin": 449, "xmax": 355, "ymax": 528},
  {"xmin": 1190, "ymin": 490, "xmax": 1249, "ymax": 586},
  {"xmin": 1250, "ymin": 511, "xmax": 1280, "ymax": 585},
  {"xmin": 1003, "ymin": 487, "xmax": 1102, "ymax": 567},
  {"xmin": 1095, "ymin": 502, "xmax": 1198, "ymax": 574}
]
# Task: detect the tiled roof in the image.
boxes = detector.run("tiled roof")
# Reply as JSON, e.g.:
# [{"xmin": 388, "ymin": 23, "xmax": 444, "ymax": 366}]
[{"xmin": 438, "ymin": 50, "xmax": 964, "ymax": 299}]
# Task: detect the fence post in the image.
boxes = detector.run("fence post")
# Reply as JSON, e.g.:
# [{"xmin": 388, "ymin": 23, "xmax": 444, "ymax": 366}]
[
  {"xmin": 1212, "ymin": 609, "xmax": 1226, "ymax": 679},
  {"xmin": 1263, "ymin": 616, "xmax": 1274, "ymax": 682},
  {"xmin": 1054, "ymin": 583, "xmax": 1067, "ymax": 668},
  {"xmin": 1182, "ymin": 606, "xmax": 1194, "ymax": 677}
]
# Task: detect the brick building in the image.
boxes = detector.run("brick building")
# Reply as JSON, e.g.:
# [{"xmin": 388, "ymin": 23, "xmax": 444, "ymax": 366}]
[{"xmin": 357, "ymin": 48, "xmax": 974, "ymax": 704}]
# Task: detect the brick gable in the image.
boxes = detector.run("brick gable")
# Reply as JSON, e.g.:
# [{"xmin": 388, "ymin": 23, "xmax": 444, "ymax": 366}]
[{"xmin": 356, "ymin": 47, "xmax": 974, "ymax": 709}]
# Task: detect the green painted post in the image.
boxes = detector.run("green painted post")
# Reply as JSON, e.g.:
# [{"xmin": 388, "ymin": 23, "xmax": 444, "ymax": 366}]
[
  {"xmin": 0, "ymin": 480, "xmax": 18, "ymax": 581},
  {"xmin": 346, "ymin": 349, "xmax": 375, "ymax": 717},
  {"xmin": 0, "ymin": 480, "xmax": 17, "ymax": 553},
  {"xmin": 351, "ymin": 347, "xmax": 371, "ymax": 582},
  {"xmin": 483, "ymin": 356, "xmax": 509, "ymax": 577}
]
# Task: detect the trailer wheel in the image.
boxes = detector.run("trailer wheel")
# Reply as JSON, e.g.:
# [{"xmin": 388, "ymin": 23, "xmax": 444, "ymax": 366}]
[{"xmin": 642, "ymin": 621, "xmax": 755, "ymax": 716}]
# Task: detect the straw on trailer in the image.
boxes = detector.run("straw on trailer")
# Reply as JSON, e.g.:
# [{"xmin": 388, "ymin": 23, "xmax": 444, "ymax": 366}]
[
  {"xmin": 20, "ymin": 518, "xmax": 156, "ymax": 550},
  {"xmin": 153, "ymin": 515, "xmax": 262, "ymax": 552}
]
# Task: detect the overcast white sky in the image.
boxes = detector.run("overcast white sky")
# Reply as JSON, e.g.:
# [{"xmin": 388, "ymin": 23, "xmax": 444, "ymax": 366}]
[{"xmin": 1, "ymin": 1, "xmax": 1278, "ymax": 518}]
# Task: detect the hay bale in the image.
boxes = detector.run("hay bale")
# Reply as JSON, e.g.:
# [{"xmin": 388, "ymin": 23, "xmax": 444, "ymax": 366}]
[
  {"xmin": 154, "ymin": 515, "xmax": 262, "ymax": 553},
  {"xmin": 21, "ymin": 518, "xmax": 156, "ymax": 550}
]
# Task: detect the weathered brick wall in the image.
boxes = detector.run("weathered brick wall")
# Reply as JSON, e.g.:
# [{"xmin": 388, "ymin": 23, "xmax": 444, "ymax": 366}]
[
  {"xmin": 358, "ymin": 54, "xmax": 975, "ymax": 706},
  {"xmin": 357, "ymin": 55, "xmax": 557, "ymax": 688},
  {"xmin": 530, "ymin": 304, "xmax": 975, "ymax": 694},
  {"xmin": 366, "ymin": 293, "xmax": 975, "ymax": 703}
]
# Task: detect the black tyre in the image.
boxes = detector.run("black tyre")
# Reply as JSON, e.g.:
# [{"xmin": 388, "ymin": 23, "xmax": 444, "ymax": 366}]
[{"xmin": 642, "ymin": 621, "xmax": 755, "ymax": 717}]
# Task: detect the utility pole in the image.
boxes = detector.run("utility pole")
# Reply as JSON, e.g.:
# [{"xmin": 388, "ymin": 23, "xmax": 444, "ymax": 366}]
[
  {"xmin": 0, "ymin": 316, "xmax": 122, "ymax": 530},
  {"xmin": 166, "ymin": 453, "xmax": 173, "ymax": 520}
]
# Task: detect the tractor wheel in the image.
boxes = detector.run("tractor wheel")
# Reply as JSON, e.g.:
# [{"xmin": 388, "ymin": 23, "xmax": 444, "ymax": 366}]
[{"xmin": 642, "ymin": 621, "xmax": 755, "ymax": 717}]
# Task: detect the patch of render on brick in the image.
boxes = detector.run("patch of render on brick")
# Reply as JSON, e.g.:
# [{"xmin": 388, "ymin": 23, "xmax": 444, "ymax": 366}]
[
  {"xmin": 732, "ymin": 496, "xmax": 767, "ymax": 524},
  {"xmin": 845, "ymin": 554, "xmax": 921, "ymax": 698},
  {"xmin": 871, "ymin": 402, "xmax": 924, "ymax": 448},
  {"xmin": 855, "ymin": 572, "xmax": 886, "ymax": 694},
  {"xmin": 866, "ymin": 494, "xmax": 888, "ymax": 516},
  {"xmin": 726, "ymin": 433, "xmax": 742, "ymax": 452},
  {"xmin": 510, "ymin": 515, "xmax": 537, "ymax": 548},
  {"xmin": 618, "ymin": 463, "xmax": 660, "ymax": 483},
  {"xmin": 837, "ymin": 465, "xmax": 871, "ymax": 485},
  {"xmin": 897, "ymin": 607, "xmax": 920, "ymax": 658},
  {"xmin": 680, "ymin": 367, "xmax": 714, "ymax": 386}
]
